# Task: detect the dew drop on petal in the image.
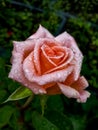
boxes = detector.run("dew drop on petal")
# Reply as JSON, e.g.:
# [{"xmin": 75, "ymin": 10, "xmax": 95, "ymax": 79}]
[
  {"xmin": 39, "ymin": 89, "xmax": 46, "ymax": 94},
  {"xmin": 33, "ymin": 88, "xmax": 39, "ymax": 94},
  {"xmin": 25, "ymin": 69, "xmax": 29, "ymax": 73},
  {"xmin": 57, "ymin": 73, "xmax": 61, "ymax": 78},
  {"xmin": 24, "ymin": 83, "xmax": 28, "ymax": 86},
  {"xmin": 14, "ymin": 70, "xmax": 18, "ymax": 74},
  {"xmin": 39, "ymin": 89, "xmax": 44, "ymax": 94},
  {"xmin": 17, "ymin": 74, "xmax": 22, "ymax": 81},
  {"xmin": 29, "ymin": 57, "xmax": 32, "ymax": 61}
]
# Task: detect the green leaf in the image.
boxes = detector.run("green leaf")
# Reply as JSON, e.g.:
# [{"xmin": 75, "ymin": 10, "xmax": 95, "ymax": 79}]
[
  {"xmin": 3, "ymin": 86, "xmax": 33, "ymax": 103},
  {"xmin": 69, "ymin": 115, "xmax": 86, "ymax": 130},
  {"xmin": 32, "ymin": 111, "xmax": 59, "ymax": 130},
  {"xmin": 0, "ymin": 105, "xmax": 14, "ymax": 128},
  {"xmin": 45, "ymin": 110, "xmax": 73, "ymax": 130}
]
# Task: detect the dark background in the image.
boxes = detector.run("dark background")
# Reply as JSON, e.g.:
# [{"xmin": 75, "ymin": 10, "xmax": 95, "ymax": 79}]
[{"xmin": 0, "ymin": 0, "xmax": 98, "ymax": 130}]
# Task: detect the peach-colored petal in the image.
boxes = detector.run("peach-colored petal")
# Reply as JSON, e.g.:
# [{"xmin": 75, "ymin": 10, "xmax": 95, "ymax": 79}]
[
  {"xmin": 39, "ymin": 39, "xmax": 74, "ymax": 74},
  {"xmin": 44, "ymin": 48, "xmax": 74, "ymax": 74},
  {"xmin": 33, "ymin": 42, "xmax": 41, "ymax": 75},
  {"xmin": 23, "ymin": 60, "xmax": 73, "ymax": 85},
  {"xmin": 58, "ymin": 83, "xmax": 90, "ymax": 102},
  {"xmin": 9, "ymin": 42, "xmax": 46, "ymax": 95},
  {"xmin": 11, "ymin": 40, "xmax": 36, "ymax": 65},
  {"xmin": 9, "ymin": 63, "xmax": 46, "ymax": 95},
  {"xmin": 43, "ymin": 82, "xmax": 55, "ymax": 89},
  {"xmin": 55, "ymin": 31, "xmax": 83, "ymax": 81},
  {"xmin": 46, "ymin": 84, "xmax": 61, "ymax": 95},
  {"xmin": 64, "ymin": 71, "xmax": 76, "ymax": 86},
  {"xmin": 23, "ymin": 51, "xmax": 36, "ymax": 77},
  {"xmin": 71, "ymin": 76, "xmax": 89, "ymax": 92},
  {"xmin": 12, "ymin": 40, "xmax": 35, "ymax": 54},
  {"xmin": 28, "ymin": 25, "xmax": 54, "ymax": 39},
  {"xmin": 41, "ymin": 44, "xmax": 57, "ymax": 73},
  {"xmin": 40, "ymin": 44, "xmax": 73, "ymax": 74},
  {"xmin": 77, "ymin": 91, "xmax": 91, "ymax": 103},
  {"xmin": 58, "ymin": 83, "xmax": 80, "ymax": 98}
]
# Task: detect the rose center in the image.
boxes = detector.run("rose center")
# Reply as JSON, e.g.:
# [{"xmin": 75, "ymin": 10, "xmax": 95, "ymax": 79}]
[{"xmin": 40, "ymin": 43, "xmax": 68, "ymax": 74}]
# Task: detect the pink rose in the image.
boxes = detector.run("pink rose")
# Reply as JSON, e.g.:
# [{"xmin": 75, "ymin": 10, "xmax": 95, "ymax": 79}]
[{"xmin": 9, "ymin": 25, "xmax": 90, "ymax": 103}]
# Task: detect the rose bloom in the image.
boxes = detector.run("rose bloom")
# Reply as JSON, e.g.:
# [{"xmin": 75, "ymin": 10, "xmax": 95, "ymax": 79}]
[{"xmin": 9, "ymin": 25, "xmax": 90, "ymax": 103}]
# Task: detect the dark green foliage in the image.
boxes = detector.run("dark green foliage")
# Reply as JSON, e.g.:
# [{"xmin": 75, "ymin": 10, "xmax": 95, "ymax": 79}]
[
  {"xmin": 45, "ymin": 110, "xmax": 73, "ymax": 130},
  {"xmin": 0, "ymin": 0, "xmax": 98, "ymax": 130},
  {"xmin": 0, "ymin": 105, "xmax": 14, "ymax": 128},
  {"xmin": 32, "ymin": 111, "xmax": 59, "ymax": 130}
]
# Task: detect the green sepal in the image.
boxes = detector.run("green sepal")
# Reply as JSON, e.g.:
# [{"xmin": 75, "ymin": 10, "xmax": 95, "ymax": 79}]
[{"xmin": 3, "ymin": 86, "xmax": 33, "ymax": 103}]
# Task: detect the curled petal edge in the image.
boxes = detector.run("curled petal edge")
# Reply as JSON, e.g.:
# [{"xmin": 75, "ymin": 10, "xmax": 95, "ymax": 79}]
[
  {"xmin": 58, "ymin": 83, "xmax": 90, "ymax": 103},
  {"xmin": 28, "ymin": 25, "xmax": 54, "ymax": 39}
]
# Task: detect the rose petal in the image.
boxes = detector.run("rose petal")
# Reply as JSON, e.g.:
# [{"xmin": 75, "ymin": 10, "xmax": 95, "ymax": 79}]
[
  {"xmin": 33, "ymin": 41, "xmax": 41, "ymax": 75},
  {"xmin": 44, "ymin": 47, "xmax": 74, "ymax": 74},
  {"xmin": 23, "ymin": 56, "xmax": 74, "ymax": 85},
  {"xmin": 28, "ymin": 25, "xmax": 54, "ymax": 39},
  {"xmin": 23, "ymin": 51, "xmax": 36, "ymax": 77},
  {"xmin": 9, "ymin": 71, "xmax": 47, "ymax": 95},
  {"xmin": 9, "ymin": 42, "xmax": 46, "ymax": 95},
  {"xmin": 41, "ymin": 44, "xmax": 57, "ymax": 73},
  {"xmin": 64, "ymin": 71, "xmax": 76, "ymax": 86},
  {"xmin": 55, "ymin": 31, "xmax": 83, "ymax": 80},
  {"xmin": 58, "ymin": 83, "xmax": 90, "ymax": 102},
  {"xmin": 46, "ymin": 84, "xmax": 61, "ymax": 95},
  {"xmin": 9, "ymin": 64, "xmax": 46, "ymax": 95},
  {"xmin": 12, "ymin": 40, "xmax": 35, "ymax": 54},
  {"xmin": 38, "ymin": 39, "xmax": 74, "ymax": 74},
  {"xmin": 58, "ymin": 83, "xmax": 80, "ymax": 98},
  {"xmin": 71, "ymin": 76, "xmax": 89, "ymax": 91},
  {"xmin": 77, "ymin": 91, "xmax": 90, "ymax": 103}
]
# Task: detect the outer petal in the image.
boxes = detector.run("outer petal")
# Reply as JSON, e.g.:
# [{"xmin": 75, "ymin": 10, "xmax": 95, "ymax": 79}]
[
  {"xmin": 46, "ymin": 84, "xmax": 61, "ymax": 95},
  {"xmin": 23, "ymin": 64, "xmax": 74, "ymax": 85},
  {"xmin": 58, "ymin": 83, "xmax": 80, "ymax": 98},
  {"xmin": 71, "ymin": 76, "xmax": 89, "ymax": 91},
  {"xmin": 58, "ymin": 83, "xmax": 90, "ymax": 103},
  {"xmin": 55, "ymin": 32, "xmax": 83, "ymax": 81},
  {"xmin": 11, "ymin": 39, "xmax": 35, "ymax": 62},
  {"xmin": 28, "ymin": 25, "xmax": 54, "ymax": 39},
  {"xmin": 77, "ymin": 91, "xmax": 90, "ymax": 103},
  {"xmin": 71, "ymin": 76, "xmax": 90, "ymax": 103},
  {"xmin": 9, "ymin": 41, "xmax": 46, "ymax": 94},
  {"xmin": 64, "ymin": 71, "xmax": 76, "ymax": 86}
]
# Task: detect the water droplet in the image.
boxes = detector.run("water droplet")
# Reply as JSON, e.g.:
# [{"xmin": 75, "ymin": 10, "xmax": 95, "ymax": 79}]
[
  {"xmin": 24, "ymin": 83, "xmax": 28, "ymax": 86},
  {"xmin": 14, "ymin": 70, "xmax": 18, "ymax": 74},
  {"xmin": 13, "ymin": 59, "xmax": 17, "ymax": 63},
  {"xmin": 25, "ymin": 69, "xmax": 29, "ymax": 73},
  {"xmin": 29, "ymin": 57, "xmax": 32, "ymax": 61},
  {"xmin": 39, "ymin": 89, "xmax": 44, "ymax": 94},
  {"xmin": 17, "ymin": 74, "xmax": 21, "ymax": 80},
  {"xmin": 33, "ymin": 88, "xmax": 39, "ymax": 94},
  {"xmin": 57, "ymin": 73, "xmax": 61, "ymax": 78}
]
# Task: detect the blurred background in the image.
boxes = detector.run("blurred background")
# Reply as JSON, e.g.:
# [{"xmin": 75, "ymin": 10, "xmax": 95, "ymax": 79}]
[{"xmin": 0, "ymin": 0, "xmax": 98, "ymax": 130}]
